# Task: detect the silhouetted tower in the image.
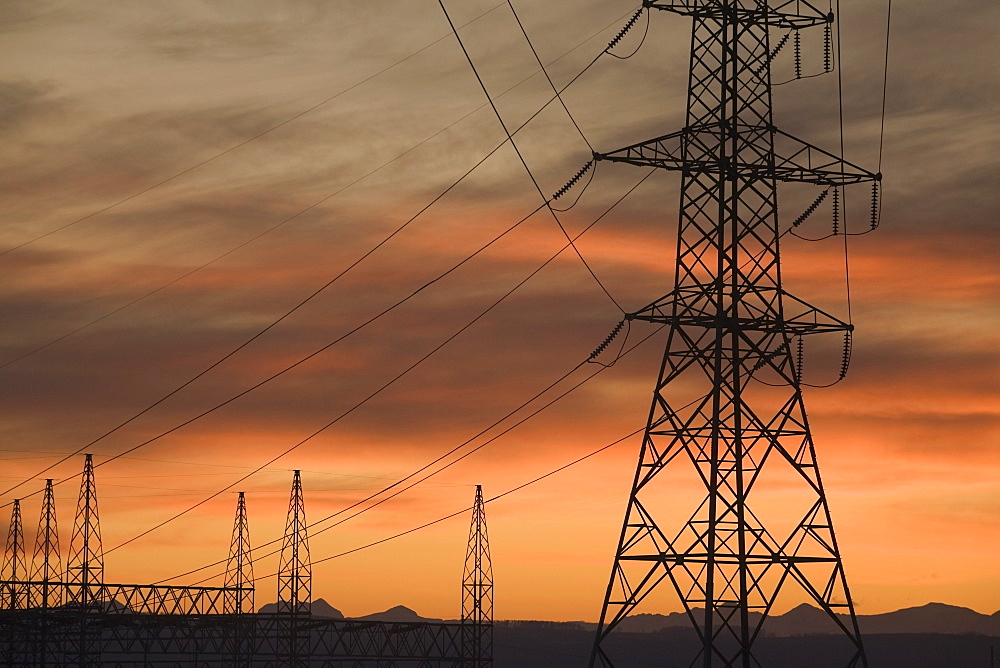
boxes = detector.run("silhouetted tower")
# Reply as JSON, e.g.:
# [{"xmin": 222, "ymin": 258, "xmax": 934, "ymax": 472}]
[
  {"xmin": 461, "ymin": 485, "xmax": 493, "ymax": 667},
  {"xmin": 590, "ymin": 3, "xmax": 879, "ymax": 666},
  {"xmin": 277, "ymin": 471, "xmax": 311, "ymax": 668},
  {"xmin": 226, "ymin": 491, "xmax": 255, "ymax": 667},
  {"xmin": 66, "ymin": 454, "xmax": 103, "ymax": 607},
  {"xmin": 277, "ymin": 471, "xmax": 311, "ymax": 615},
  {"xmin": 30, "ymin": 479, "xmax": 62, "ymax": 609},
  {"xmin": 225, "ymin": 491, "xmax": 254, "ymax": 615},
  {"xmin": 2, "ymin": 499, "xmax": 27, "ymax": 609}
]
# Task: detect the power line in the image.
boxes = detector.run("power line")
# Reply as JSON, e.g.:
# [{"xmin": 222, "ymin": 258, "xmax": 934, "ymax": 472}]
[
  {"xmin": 0, "ymin": 2, "xmax": 508, "ymax": 258},
  {"xmin": 2, "ymin": 2, "xmax": 650, "ymax": 502},
  {"xmin": 97, "ymin": 168, "xmax": 657, "ymax": 553},
  {"xmin": 506, "ymin": 0, "xmax": 598, "ymax": 151},
  {"xmin": 162, "ymin": 310, "xmax": 664, "ymax": 587},
  {"xmin": 260, "ymin": 424, "xmax": 645, "ymax": 579},
  {"xmin": 440, "ymin": 0, "xmax": 628, "ymax": 314},
  {"xmin": 878, "ymin": 0, "xmax": 892, "ymax": 174},
  {"xmin": 0, "ymin": 200, "xmax": 546, "ymax": 501},
  {"xmin": 0, "ymin": 6, "xmax": 629, "ymax": 372}
]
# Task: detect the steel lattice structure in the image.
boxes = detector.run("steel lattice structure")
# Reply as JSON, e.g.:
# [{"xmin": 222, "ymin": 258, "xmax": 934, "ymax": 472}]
[
  {"xmin": 0, "ymin": 609, "xmax": 467, "ymax": 666},
  {"xmin": 461, "ymin": 485, "xmax": 493, "ymax": 667},
  {"xmin": 0, "ymin": 459, "xmax": 489, "ymax": 665},
  {"xmin": 29, "ymin": 480, "xmax": 62, "ymax": 610},
  {"xmin": 278, "ymin": 469, "xmax": 313, "ymax": 667},
  {"xmin": 2, "ymin": 499, "xmax": 27, "ymax": 610},
  {"xmin": 66, "ymin": 453, "xmax": 103, "ymax": 609},
  {"xmin": 590, "ymin": 1, "xmax": 879, "ymax": 666}
]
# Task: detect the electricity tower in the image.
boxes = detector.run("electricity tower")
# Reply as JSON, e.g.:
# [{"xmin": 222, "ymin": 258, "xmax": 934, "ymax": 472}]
[
  {"xmin": 2, "ymin": 499, "xmax": 26, "ymax": 610},
  {"xmin": 66, "ymin": 453, "xmax": 103, "ymax": 608},
  {"xmin": 30, "ymin": 479, "xmax": 63, "ymax": 609},
  {"xmin": 461, "ymin": 484, "xmax": 493, "ymax": 667},
  {"xmin": 590, "ymin": 2, "xmax": 879, "ymax": 666},
  {"xmin": 277, "ymin": 470, "xmax": 311, "ymax": 668}
]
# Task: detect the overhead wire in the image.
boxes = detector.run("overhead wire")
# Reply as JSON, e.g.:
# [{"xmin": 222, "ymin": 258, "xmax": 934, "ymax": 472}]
[
  {"xmin": 261, "ymin": 424, "xmax": 646, "ymax": 578},
  {"xmin": 506, "ymin": 0, "xmax": 594, "ymax": 152},
  {"xmin": 834, "ymin": 0, "xmax": 853, "ymax": 326},
  {"xmin": 164, "ymin": 310, "xmax": 665, "ymax": 586},
  {"xmin": 0, "ymin": 2, "xmax": 509, "ymax": 258},
  {"xmin": 441, "ymin": 0, "xmax": 630, "ymax": 314},
  {"xmin": 1, "ymin": 5, "xmax": 640, "ymax": 372},
  {"xmin": 231, "ymin": 0, "xmax": 896, "ymax": 586},
  {"xmin": 0, "ymin": 199, "xmax": 546, "ymax": 502},
  {"xmin": 2, "ymin": 7, "xmax": 646, "ymax": 500},
  {"xmin": 603, "ymin": 5, "xmax": 650, "ymax": 60},
  {"xmin": 101, "ymin": 167, "xmax": 658, "ymax": 554},
  {"xmin": 254, "ymin": 367, "xmax": 735, "ymax": 583}
]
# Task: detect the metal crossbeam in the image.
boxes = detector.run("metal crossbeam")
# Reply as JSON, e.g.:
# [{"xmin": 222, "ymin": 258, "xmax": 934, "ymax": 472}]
[
  {"xmin": 650, "ymin": 0, "xmax": 831, "ymax": 29},
  {"xmin": 596, "ymin": 125, "xmax": 879, "ymax": 186}
]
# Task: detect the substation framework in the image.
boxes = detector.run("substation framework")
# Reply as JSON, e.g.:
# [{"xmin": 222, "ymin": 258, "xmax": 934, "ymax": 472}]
[
  {"xmin": 588, "ymin": 1, "xmax": 880, "ymax": 667},
  {"xmin": 0, "ymin": 457, "xmax": 494, "ymax": 666}
]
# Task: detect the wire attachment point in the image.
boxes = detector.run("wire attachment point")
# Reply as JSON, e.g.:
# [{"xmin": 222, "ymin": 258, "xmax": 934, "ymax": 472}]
[
  {"xmin": 870, "ymin": 181, "xmax": 880, "ymax": 230},
  {"xmin": 552, "ymin": 159, "xmax": 594, "ymax": 201},
  {"xmin": 588, "ymin": 319, "xmax": 627, "ymax": 366},
  {"xmin": 605, "ymin": 6, "xmax": 645, "ymax": 53},
  {"xmin": 792, "ymin": 188, "xmax": 829, "ymax": 228}
]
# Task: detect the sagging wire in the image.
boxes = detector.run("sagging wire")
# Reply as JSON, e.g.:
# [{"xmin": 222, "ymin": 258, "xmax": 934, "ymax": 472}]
[
  {"xmin": 440, "ymin": 0, "xmax": 627, "ymax": 314},
  {"xmin": 605, "ymin": 4, "xmax": 650, "ymax": 60},
  {"xmin": 507, "ymin": 0, "xmax": 593, "ymax": 151},
  {"xmin": 750, "ymin": 330, "xmax": 851, "ymax": 389},
  {"xmin": 163, "ymin": 318, "xmax": 667, "ymax": 586},
  {"xmin": 0, "ymin": 6, "xmax": 655, "ymax": 504},
  {"xmin": 773, "ymin": 12, "xmax": 838, "ymax": 86},
  {"xmin": 802, "ymin": 331, "xmax": 853, "ymax": 388},
  {"xmin": 791, "ymin": 183, "xmax": 882, "ymax": 241}
]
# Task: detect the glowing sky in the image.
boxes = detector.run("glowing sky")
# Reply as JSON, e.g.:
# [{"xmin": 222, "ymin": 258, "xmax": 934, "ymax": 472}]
[{"xmin": 0, "ymin": 0, "xmax": 997, "ymax": 622}]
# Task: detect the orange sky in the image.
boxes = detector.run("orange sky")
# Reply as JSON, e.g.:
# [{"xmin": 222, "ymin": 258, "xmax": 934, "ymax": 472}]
[{"xmin": 0, "ymin": 0, "xmax": 997, "ymax": 623}]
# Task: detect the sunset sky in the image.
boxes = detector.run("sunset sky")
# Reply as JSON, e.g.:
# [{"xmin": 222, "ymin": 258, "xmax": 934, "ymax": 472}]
[{"xmin": 0, "ymin": 0, "xmax": 997, "ymax": 623}]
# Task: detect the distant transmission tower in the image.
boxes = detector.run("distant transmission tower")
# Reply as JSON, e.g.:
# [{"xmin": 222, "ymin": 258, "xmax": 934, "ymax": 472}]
[
  {"xmin": 461, "ymin": 484, "xmax": 493, "ymax": 667},
  {"xmin": 225, "ymin": 491, "xmax": 254, "ymax": 615},
  {"xmin": 66, "ymin": 453, "xmax": 103, "ymax": 607},
  {"xmin": 590, "ymin": 2, "xmax": 879, "ymax": 666},
  {"xmin": 277, "ymin": 471, "xmax": 311, "ymax": 615},
  {"xmin": 277, "ymin": 470, "xmax": 311, "ymax": 667},
  {"xmin": 2, "ymin": 499, "xmax": 27, "ymax": 609},
  {"xmin": 30, "ymin": 479, "xmax": 63, "ymax": 609},
  {"xmin": 226, "ymin": 491, "xmax": 254, "ymax": 667}
]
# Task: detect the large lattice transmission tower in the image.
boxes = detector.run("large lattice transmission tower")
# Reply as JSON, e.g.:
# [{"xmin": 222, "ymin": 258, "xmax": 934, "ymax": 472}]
[
  {"xmin": 30, "ymin": 479, "xmax": 63, "ymax": 609},
  {"xmin": 66, "ymin": 453, "xmax": 104, "ymax": 607},
  {"xmin": 461, "ymin": 484, "xmax": 493, "ymax": 667},
  {"xmin": 2, "ymin": 499, "xmax": 27, "ymax": 609},
  {"xmin": 590, "ymin": 2, "xmax": 879, "ymax": 666},
  {"xmin": 277, "ymin": 470, "xmax": 311, "ymax": 616},
  {"xmin": 225, "ymin": 491, "xmax": 254, "ymax": 615}
]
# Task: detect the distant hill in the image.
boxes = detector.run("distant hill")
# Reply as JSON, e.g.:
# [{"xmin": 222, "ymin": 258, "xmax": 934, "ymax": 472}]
[
  {"xmin": 254, "ymin": 601, "xmax": 441, "ymax": 623},
  {"xmin": 588, "ymin": 602, "xmax": 1000, "ymax": 637},
  {"xmin": 256, "ymin": 597, "xmax": 343, "ymax": 618},
  {"xmin": 351, "ymin": 605, "xmax": 442, "ymax": 623},
  {"xmin": 253, "ymin": 599, "xmax": 999, "ymax": 637}
]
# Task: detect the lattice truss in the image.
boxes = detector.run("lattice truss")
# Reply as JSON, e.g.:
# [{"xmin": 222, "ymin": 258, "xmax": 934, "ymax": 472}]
[
  {"xmin": 0, "ymin": 611, "xmax": 465, "ymax": 666},
  {"xmin": 461, "ymin": 485, "xmax": 494, "ymax": 667},
  {"xmin": 591, "ymin": 2, "xmax": 878, "ymax": 667}
]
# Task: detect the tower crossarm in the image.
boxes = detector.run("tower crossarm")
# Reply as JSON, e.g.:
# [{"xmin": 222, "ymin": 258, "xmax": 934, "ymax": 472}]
[
  {"xmin": 648, "ymin": 0, "xmax": 832, "ymax": 29},
  {"xmin": 629, "ymin": 289, "xmax": 852, "ymax": 336},
  {"xmin": 595, "ymin": 125, "xmax": 879, "ymax": 186}
]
